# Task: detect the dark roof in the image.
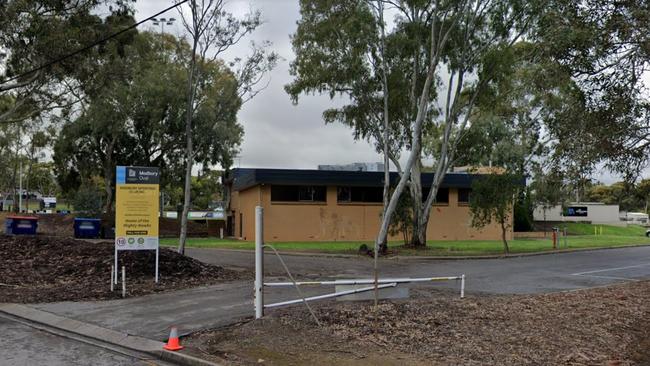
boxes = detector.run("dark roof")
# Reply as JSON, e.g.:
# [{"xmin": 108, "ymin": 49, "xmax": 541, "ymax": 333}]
[{"xmin": 231, "ymin": 168, "xmax": 496, "ymax": 192}]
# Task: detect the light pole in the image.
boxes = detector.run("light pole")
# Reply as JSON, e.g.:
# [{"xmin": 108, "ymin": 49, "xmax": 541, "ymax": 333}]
[
  {"xmin": 151, "ymin": 17, "xmax": 176, "ymax": 33},
  {"xmin": 18, "ymin": 162, "xmax": 22, "ymax": 213}
]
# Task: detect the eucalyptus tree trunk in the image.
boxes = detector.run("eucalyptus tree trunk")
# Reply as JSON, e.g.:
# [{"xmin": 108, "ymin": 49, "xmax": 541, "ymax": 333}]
[
  {"xmin": 11, "ymin": 148, "xmax": 19, "ymax": 213},
  {"xmin": 409, "ymin": 162, "xmax": 424, "ymax": 247},
  {"xmin": 178, "ymin": 10, "xmax": 199, "ymax": 256},
  {"xmin": 501, "ymin": 221, "xmax": 510, "ymax": 254},
  {"xmin": 103, "ymin": 165, "xmax": 113, "ymax": 213},
  {"xmin": 374, "ymin": 0, "xmax": 390, "ymax": 309},
  {"xmin": 25, "ymin": 163, "xmax": 32, "ymax": 212},
  {"xmin": 374, "ymin": 6, "xmax": 450, "ymax": 248},
  {"xmin": 102, "ymin": 139, "xmax": 115, "ymax": 213}
]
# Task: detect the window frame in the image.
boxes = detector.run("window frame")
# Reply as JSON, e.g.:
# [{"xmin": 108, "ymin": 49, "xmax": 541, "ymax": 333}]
[
  {"xmin": 337, "ymin": 186, "xmax": 384, "ymax": 204},
  {"xmin": 270, "ymin": 185, "xmax": 327, "ymax": 204},
  {"xmin": 458, "ymin": 188, "xmax": 472, "ymax": 205}
]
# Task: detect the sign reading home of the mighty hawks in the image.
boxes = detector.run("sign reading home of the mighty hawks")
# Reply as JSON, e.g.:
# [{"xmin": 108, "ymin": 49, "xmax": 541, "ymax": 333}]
[{"xmin": 115, "ymin": 166, "xmax": 160, "ymax": 250}]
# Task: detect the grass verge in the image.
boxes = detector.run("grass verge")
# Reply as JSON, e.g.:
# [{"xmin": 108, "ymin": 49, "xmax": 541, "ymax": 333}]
[{"xmin": 160, "ymin": 227, "xmax": 650, "ymax": 256}]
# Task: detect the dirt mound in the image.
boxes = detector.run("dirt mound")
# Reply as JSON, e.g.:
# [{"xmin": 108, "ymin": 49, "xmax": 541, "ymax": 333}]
[
  {"xmin": 36, "ymin": 213, "xmax": 75, "ymax": 236},
  {"xmin": 0, "ymin": 235, "xmax": 246, "ymax": 303},
  {"xmin": 188, "ymin": 282, "xmax": 650, "ymax": 365}
]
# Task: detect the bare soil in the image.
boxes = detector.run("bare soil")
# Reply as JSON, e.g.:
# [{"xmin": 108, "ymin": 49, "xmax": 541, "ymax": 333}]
[
  {"xmin": 187, "ymin": 283, "xmax": 650, "ymax": 365},
  {"xmin": 0, "ymin": 235, "xmax": 248, "ymax": 303}
]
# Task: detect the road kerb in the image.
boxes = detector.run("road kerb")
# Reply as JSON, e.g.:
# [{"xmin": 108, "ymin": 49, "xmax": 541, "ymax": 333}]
[
  {"xmin": 185, "ymin": 243, "xmax": 650, "ymax": 261},
  {"xmin": 393, "ymin": 243, "xmax": 650, "ymax": 260},
  {"xmin": 0, "ymin": 303, "xmax": 221, "ymax": 366}
]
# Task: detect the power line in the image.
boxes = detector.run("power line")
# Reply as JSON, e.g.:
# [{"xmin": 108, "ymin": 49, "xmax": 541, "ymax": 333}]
[{"xmin": 0, "ymin": 0, "xmax": 189, "ymax": 86}]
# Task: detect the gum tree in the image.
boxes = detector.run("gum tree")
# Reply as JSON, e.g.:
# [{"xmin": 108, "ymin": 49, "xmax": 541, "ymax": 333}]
[
  {"xmin": 0, "ymin": 0, "xmax": 134, "ymax": 123},
  {"xmin": 176, "ymin": 0, "xmax": 277, "ymax": 255},
  {"xmin": 287, "ymin": 0, "xmax": 537, "ymax": 248},
  {"xmin": 469, "ymin": 173, "xmax": 521, "ymax": 253}
]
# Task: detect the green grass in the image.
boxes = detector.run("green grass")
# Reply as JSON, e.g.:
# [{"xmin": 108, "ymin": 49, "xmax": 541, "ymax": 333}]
[
  {"xmin": 396, "ymin": 235, "xmax": 649, "ymax": 256},
  {"xmin": 161, "ymin": 226, "xmax": 650, "ymax": 256},
  {"xmin": 160, "ymin": 238, "xmax": 367, "ymax": 252},
  {"xmin": 561, "ymin": 222, "xmax": 647, "ymax": 236}
]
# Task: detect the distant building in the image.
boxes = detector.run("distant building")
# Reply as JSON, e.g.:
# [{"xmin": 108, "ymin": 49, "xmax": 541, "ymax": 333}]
[
  {"xmin": 619, "ymin": 212, "xmax": 649, "ymax": 225},
  {"xmin": 318, "ymin": 162, "xmax": 385, "ymax": 172},
  {"xmin": 226, "ymin": 168, "xmax": 517, "ymax": 242}
]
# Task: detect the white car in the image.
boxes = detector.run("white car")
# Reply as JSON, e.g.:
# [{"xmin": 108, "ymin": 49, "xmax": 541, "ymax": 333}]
[{"xmin": 646, "ymin": 229, "xmax": 650, "ymax": 237}]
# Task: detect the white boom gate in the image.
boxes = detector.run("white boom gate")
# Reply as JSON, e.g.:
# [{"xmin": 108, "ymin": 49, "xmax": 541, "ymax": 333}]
[{"xmin": 253, "ymin": 206, "xmax": 466, "ymax": 319}]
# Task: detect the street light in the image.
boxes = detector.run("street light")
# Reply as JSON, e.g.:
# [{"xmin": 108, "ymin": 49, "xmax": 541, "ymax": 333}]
[{"xmin": 151, "ymin": 17, "xmax": 176, "ymax": 33}]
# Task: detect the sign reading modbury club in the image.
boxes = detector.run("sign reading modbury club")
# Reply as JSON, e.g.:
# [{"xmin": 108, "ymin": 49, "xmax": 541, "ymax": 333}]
[{"xmin": 115, "ymin": 166, "xmax": 160, "ymax": 250}]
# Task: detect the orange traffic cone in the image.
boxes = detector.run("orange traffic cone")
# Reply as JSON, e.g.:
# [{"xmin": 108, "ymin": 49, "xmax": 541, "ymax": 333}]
[{"xmin": 163, "ymin": 326, "xmax": 184, "ymax": 351}]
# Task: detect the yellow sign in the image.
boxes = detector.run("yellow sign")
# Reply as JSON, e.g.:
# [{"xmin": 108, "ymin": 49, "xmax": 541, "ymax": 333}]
[{"xmin": 115, "ymin": 166, "xmax": 159, "ymax": 250}]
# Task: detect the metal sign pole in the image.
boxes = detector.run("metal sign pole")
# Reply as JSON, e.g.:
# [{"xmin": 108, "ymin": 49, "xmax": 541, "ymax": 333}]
[
  {"xmin": 255, "ymin": 206, "xmax": 264, "ymax": 319},
  {"xmin": 114, "ymin": 247, "xmax": 118, "ymax": 284},
  {"xmin": 155, "ymin": 246, "xmax": 159, "ymax": 283}
]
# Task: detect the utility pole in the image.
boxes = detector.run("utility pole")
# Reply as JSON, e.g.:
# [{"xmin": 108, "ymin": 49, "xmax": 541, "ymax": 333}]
[
  {"xmin": 18, "ymin": 162, "xmax": 22, "ymax": 213},
  {"xmin": 151, "ymin": 17, "xmax": 176, "ymax": 33}
]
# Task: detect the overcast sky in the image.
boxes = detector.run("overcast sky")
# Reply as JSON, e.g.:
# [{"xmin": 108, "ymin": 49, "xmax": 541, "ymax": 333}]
[
  {"xmin": 129, "ymin": 0, "xmax": 637, "ymax": 183},
  {"xmin": 133, "ymin": 0, "xmax": 384, "ymax": 171}
]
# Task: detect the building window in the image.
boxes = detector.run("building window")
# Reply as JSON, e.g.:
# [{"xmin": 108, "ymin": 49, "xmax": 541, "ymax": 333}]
[
  {"xmin": 337, "ymin": 187, "xmax": 351, "ymax": 202},
  {"xmin": 458, "ymin": 188, "xmax": 472, "ymax": 204},
  {"xmin": 298, "ymin": 186, "xmax": 326, "ymax": 201},
  {"xmin": 337, "ymin": 187, "xmax": 383, "ymax": 203},
  {"xmin": 271, "ymin": 185, "xmax": 326, "ymax": 202},
  {"xmin": 421, "ymin": 187, "xmax": 449, "ymax": 204}
]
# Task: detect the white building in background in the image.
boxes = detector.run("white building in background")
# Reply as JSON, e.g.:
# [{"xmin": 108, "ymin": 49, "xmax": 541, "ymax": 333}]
[
  {"xmin": 620, "ymin": 212, "xmax": 649, "ymax": 225},
  {"xmin": 318, "ymin": 162, "xmax": 385, "ymax": 172},
  {"xmin": 533, "ymin": 202, "xmax": 622, "ymax": 225}
]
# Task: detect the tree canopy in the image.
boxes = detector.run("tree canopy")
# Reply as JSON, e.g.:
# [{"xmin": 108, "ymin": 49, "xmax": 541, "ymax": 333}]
[{"xmin": 53, "ymin": 31, "xmax": 244, "ymax": 211}]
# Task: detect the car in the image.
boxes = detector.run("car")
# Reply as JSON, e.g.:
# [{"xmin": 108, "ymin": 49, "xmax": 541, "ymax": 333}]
[{"xmin": 646, "ymin": 229, "xmax": 650, "ymax": 237}]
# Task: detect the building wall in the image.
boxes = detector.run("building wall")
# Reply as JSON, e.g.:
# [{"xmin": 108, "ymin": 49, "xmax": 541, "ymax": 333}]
[{"xmin": 232, "ymin": 184, "xmax": 512, "ymax": 242}]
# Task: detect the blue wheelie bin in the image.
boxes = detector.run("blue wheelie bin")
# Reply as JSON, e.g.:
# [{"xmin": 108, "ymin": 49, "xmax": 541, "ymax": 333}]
[
  {"xmin": 5, "ymin": 216, "xmax": 38, "ymax": 235},
  {"xmin": 74, "ymin": 218, "xmax": 101, "ymax": 239}
]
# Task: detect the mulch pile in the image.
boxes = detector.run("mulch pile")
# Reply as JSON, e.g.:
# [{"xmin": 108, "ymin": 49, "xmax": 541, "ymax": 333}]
[
  {"xmin": 0, "ymin": 235, "xmax": 246, "ymax": 303},
  {"xmin": 189, "ymin": 283, "xmax": 650, "ymax": 365},
  {"xmin": 35, "ymin": 214, "xmax": 75, "ymax": 237}
]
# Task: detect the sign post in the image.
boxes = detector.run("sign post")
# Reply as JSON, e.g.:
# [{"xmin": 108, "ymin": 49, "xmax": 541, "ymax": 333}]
[{"xmin": 115, "ymin": 166, "xmax": 160, "ymax": 283}]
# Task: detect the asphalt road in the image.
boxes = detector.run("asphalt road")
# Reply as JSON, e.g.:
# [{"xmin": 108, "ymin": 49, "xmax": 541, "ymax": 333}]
[
  {"xmin": 34, "ymin": 245, "xmax": 650, "ymax": 341},
  {"xmin": 0, "ymin": 315, "xmax": 169, "ymax": 366},
  {"xmin": 186, "ymin": 245, "xmax": 650, "ymax": 294}
]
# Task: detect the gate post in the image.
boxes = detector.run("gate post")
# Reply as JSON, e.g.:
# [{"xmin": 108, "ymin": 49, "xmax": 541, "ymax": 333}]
[{"xmin": 255, "ymin": 206, "xmax": 264, "ymax": 319}]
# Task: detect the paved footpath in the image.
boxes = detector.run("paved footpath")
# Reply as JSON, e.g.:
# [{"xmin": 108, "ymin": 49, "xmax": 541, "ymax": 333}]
[{"xmin": 31, "ymin": 245, "xmax": 650, "ymax": 341}]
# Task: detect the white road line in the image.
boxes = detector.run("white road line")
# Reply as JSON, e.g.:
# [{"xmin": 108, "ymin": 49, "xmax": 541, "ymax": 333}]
[
  {"xmin": 573, "ymin": 274, "xmax": 640, "ymax": 282},
  {"xmin": 571, "ymin": 262, "xmax": 650, "ymax": 276}
]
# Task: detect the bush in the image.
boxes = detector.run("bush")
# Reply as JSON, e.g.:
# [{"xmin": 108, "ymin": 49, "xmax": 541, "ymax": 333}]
[
  {"xmin": 514, "ymin": 197, "xmax": 534, "ymax": 232},
  {"xmin": 72, "ymin": 185, "xmax": 104, "ymax": 218}
]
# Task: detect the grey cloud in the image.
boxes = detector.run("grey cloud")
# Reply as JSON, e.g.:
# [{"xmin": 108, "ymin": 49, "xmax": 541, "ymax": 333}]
[{"xmin": 134, "ymin": 0, "xmax": 384, "ymax": 170}]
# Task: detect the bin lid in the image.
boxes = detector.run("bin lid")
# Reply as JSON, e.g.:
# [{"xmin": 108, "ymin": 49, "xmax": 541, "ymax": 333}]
[
  {"xmin": 7, "ymin": 216, "xmax": 38, "ymax": 220},
  {"xmin": 74, "ymin": 218, "xmax": 101, "ymax": 222}
]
